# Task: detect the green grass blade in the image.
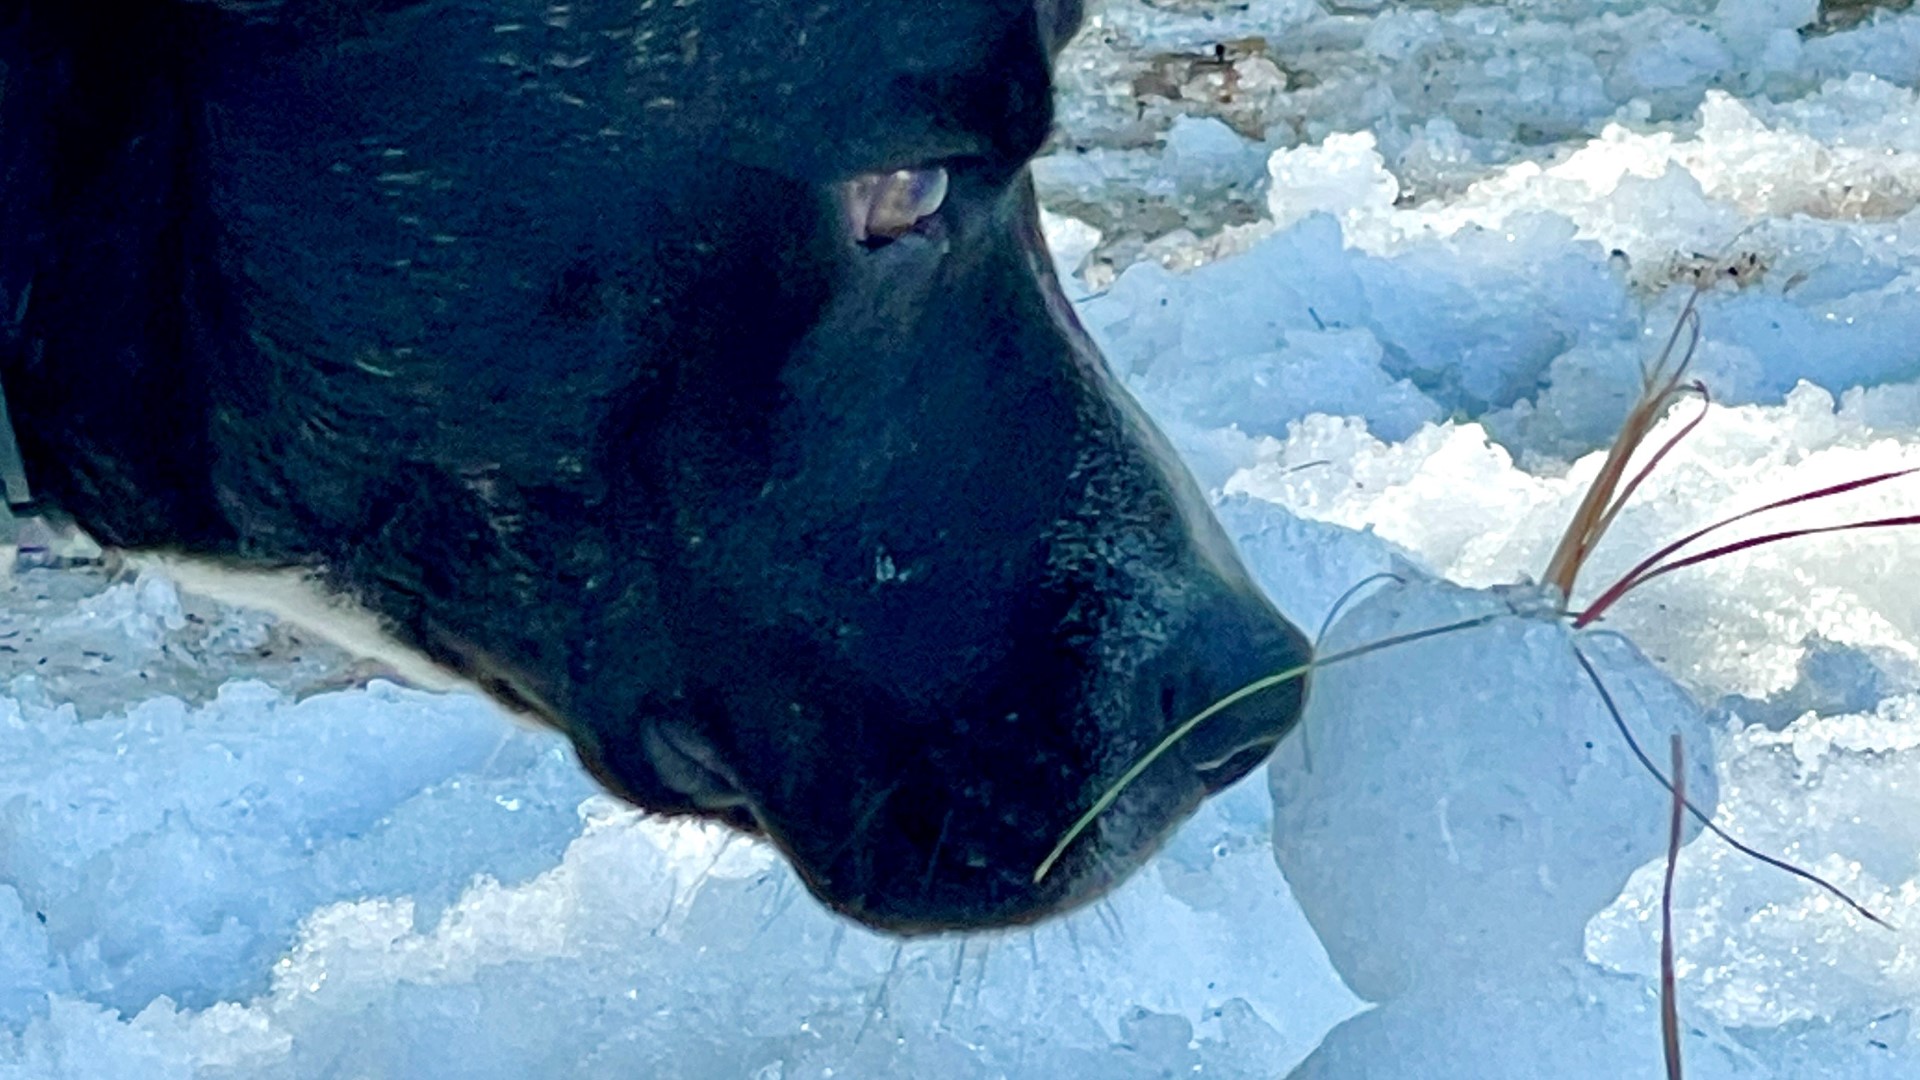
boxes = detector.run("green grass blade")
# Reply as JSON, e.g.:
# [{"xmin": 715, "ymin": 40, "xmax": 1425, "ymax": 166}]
[{"xmin": 1034, "ymin": 611, "xmax": 1501, "ymax": 884}]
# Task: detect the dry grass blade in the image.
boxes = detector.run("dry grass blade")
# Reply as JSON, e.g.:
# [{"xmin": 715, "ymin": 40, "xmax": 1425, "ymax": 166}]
[
  {"xmin": 1583, "ymin": 383, "xmax": 1709, "ymax": 570},
  {"xmin": 1543, "ymin": 294, "xmax": 1704, "ymax": 601},
  {"xmin": 1662, "ymin": 733, "xmax": 1685, "ymax": 1080}
]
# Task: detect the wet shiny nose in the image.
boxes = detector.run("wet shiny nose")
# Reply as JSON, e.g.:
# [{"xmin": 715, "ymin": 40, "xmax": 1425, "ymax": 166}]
[{"xmin": 1165, "ymin": 585, "xmax": 1312, "ymax": 792}]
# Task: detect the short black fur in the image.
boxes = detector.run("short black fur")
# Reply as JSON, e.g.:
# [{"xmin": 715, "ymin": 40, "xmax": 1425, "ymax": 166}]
[{"xmin": 0, "ymin": 0, "xmax": 1310, "ymax": 931}]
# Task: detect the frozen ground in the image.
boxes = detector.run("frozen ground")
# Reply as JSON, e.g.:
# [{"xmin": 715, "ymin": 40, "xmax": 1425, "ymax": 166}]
[{"xmin": 10, "ymin": 0, "xmax": 1920, "ymax": 1076}]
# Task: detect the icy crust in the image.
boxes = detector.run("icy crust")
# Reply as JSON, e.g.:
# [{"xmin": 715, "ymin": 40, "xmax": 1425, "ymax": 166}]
[
  {"xmin": 1072, "ymin": 7, "xmax": 1920, "ymax": 1065},
  {"xmin": 0, "ymin": 671, "xmax": 591, "ymax": 1023},
  {"xmin": 0, "ymin": 566, "xmax": 358, "ymax": 719},
  {"xmin": 1200, "ymin": 315, "xmax": 1920, "ymax": 1070},
  {"xmin": 1075, "ymin": 211, "xmax": 1628, "ymax": 448},
  {"xmin": 1071, "ymin": 76, "xmax": 1920, "ymax": 469},
  {"xmin": 79, "ymin": 783, "xmax": 1349, "ymax": 1080},
  {"xmin": 0, "ymin": 569, "xmax": 1357, "ymax": 1078},
  {"xmin": 1582, "ymin": 690, "xmax": 1920, "ymax": 1076},
  {"xmin": 1590, "ymin": 696, "xmax": 1920, "ymax": 1033},
  {"xmin": 1044, "ymin": 0, "xmax": 1920, "ymax": 270},
  {"xmin": 1271, "ymin": 80, "xmax": 1920, "ymax": 269}
]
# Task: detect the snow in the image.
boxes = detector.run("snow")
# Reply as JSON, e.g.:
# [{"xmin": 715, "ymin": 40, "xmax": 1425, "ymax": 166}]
[
  {"xmin": 0, "ymin": 575, "xmax": 1356, "ymax": 1078},
  {"xmin": 12, "ymin": 0, "xmax": 1920, "ymax": 1075}
]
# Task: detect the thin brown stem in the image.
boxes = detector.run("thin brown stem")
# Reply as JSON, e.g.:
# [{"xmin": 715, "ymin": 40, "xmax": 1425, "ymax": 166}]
[
  {"xmin": 1587, "ymin": 383, "xmax": 1709, "ymax": 568},
  {"xmin": 1662, "ymin": 733, "xmax": 1685, "ymax": 1080},
  {"xmin": 1570, "ymin": 644, "xmax": 1891, "ymax": 928},
  {"xmin": 1576, "ymin": 470, "xmax": 1920, "ymax": 627}
]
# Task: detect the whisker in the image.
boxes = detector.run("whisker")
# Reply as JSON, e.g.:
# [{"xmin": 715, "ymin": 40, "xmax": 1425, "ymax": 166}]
[
  {"xmin": 1037, "ymin": 611, "xmax": 1501, "ymax": 883},
  {"xmin": 853, "ymin": 941, "xmax": 907, "ymax": 1046},
  {"xmin": 757, "ymin": 875, "xmax": 800, "ymax": 936},
  {"xmin": 1096, "ymin": 896, "xmax": 1125, "ymax": 945},
  {"xmin": 940, "ymin": 939, "xmax": 967, "ymax": 1028},
  {"xmin": 921, "ymin": 808, "xmax": 956, "ymax": 900}
]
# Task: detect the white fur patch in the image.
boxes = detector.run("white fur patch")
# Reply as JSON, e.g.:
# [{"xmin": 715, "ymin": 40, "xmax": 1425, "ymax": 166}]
[{"xmin": 134, "ymin": 553, "xmax": 476, "ymax": 696}]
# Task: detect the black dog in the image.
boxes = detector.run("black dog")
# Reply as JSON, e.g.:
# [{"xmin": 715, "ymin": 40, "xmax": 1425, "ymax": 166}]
[{"xmin": 0, "ymin": 0, "xmax": 1309, "ymax": 931}]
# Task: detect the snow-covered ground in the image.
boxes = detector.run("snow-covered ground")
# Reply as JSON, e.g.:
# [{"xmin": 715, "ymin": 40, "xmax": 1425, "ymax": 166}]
[{"xmin": 10, "ymin": 0, "xmax": 1920, "ymax": 1075}]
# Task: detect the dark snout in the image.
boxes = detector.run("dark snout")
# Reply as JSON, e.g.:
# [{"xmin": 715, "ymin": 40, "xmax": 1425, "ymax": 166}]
[
  {"xmin": 573, "ymin": 162, "xmax": 1312, "ymax": 932},
  {"xmin": 799, "ymin": 572, "xmax": 1310, "ymax": 934},
  {"xmin": 1158, "ymin": 577, "xmax": 1313, "ymax": 795},
  {"xmin": 2, "ymin": 0, "xmax": 1306, "ymax": 940},
  {"xmin": 809, "ymin": 525, "xmax": 1311, "ymax": 933}
]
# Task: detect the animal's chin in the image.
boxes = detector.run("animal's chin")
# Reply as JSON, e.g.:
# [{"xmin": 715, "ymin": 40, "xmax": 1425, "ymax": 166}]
[
  {"xmin": 542, "ymin": 624, "xmax": 1298, "ymax": 934},
  {"xmin": 747, "ymin": 769, "xmax": 1214, "ymax": 935},
  {"xmin": 573, "ymin": 704, "xmax": 1229, "ymax": 932},
  {"xmin": 792, "ymin": 856, "xmax": 1114, "ymax": 937},
  {"xmin": 797, "ymin": 816, "xmax": 1189, "ymax": 935}
]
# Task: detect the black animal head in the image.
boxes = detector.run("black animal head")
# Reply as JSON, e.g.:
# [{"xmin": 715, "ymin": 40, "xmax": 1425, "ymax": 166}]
[{"xmin": 0, "ymin": 0, "xmax": 1309, "ymax": 931}]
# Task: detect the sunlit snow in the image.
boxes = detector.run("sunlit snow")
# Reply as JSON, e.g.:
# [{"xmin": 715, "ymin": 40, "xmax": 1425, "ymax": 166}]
[{"xmin": 10, "ymin": 0, "xmax": 1920, "ymax": 1076}]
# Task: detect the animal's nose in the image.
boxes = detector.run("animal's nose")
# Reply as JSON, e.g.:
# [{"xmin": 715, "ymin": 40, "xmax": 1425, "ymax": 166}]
[{"xmin": 1159, "ymin": 581, "xmax": 1312, "ymax": 793}]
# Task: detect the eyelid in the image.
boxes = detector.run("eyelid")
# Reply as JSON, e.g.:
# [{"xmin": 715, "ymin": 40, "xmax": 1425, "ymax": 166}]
[{"xmin": 839, "ymin": 167, "xmax": 950, "ymax": 244}]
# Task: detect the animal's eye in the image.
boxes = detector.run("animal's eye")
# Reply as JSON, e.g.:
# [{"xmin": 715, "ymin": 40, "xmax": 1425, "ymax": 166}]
[{"xmin": 839, "ymin": 167, "xmax": 949, "ymax": 245}]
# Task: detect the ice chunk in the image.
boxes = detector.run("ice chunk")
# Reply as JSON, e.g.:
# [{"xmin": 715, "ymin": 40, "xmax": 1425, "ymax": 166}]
[
  {"xmin": 1272, "ymin": 577, "xmax": 1718, "ymax": 998},
  {"xmin": 1266, "ymin": 132, "xmax": 1399, "ymax": 234},
  {"xmin": 1271, "ymin": 576, "xmax": 1724, "ymax": 1077},
  {"xmin": 1590, "ymin": 696, "xmax": 1920, "ymax": 1030},
  {"xmin": 1162, "ymin": 115, "xmax": 1267, "ymax": 192},
  {"xmin": 1039, "ymin": 208, "xmax": 1102, "ymax": 287}
]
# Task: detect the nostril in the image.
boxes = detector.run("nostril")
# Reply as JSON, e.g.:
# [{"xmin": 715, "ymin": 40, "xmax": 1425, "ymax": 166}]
[
  {"xmin": 1164, "ymin": 594, "xmax": 1313, "ymax": 780},
  {"xmin": 839, "ymin": 167, "xmax": 949, "ymax": 245},
  {"xmin": 1194, "ymin": 739, "xmax": 1279, "ymax": 793}
]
